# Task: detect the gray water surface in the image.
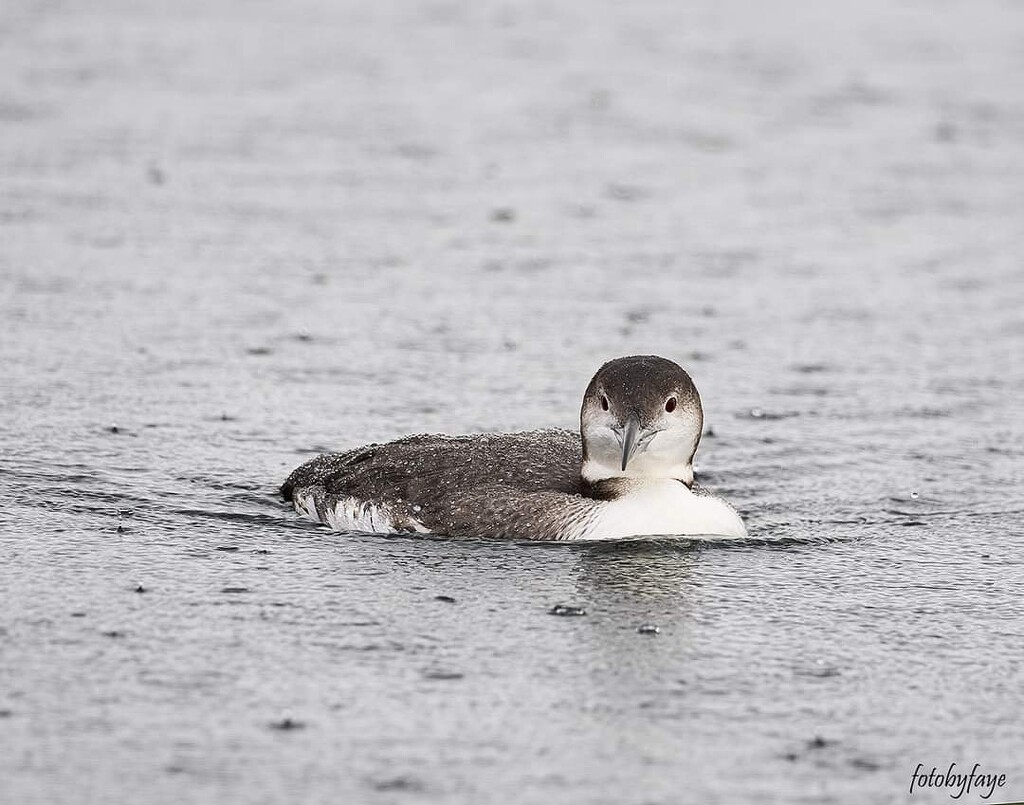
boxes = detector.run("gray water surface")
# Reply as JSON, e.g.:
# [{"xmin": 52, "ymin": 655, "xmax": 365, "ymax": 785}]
[{"xmin": 2, "ymin": 0, "xmax": 1023, "ymax": 803}]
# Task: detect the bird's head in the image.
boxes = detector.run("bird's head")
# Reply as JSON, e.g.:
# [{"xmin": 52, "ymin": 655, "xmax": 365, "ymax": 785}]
[{"xmin": 580, "ymin": 355, "xmax": 703, "ymax": 487}]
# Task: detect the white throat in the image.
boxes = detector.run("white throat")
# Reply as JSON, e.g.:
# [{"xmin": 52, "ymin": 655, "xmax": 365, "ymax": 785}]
[
  {"xmin": 581, "ymin": 420, "xmax": 698, "ymax": 486},
  {"xmin": 581, "ymin": 455, "xmax": 694, "ymax": 486}
]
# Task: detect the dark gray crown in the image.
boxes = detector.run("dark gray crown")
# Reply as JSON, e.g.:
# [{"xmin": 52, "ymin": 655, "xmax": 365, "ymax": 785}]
[{"xmin": 581, "ymin": 355, "xmax": 702, "ymax": 426}]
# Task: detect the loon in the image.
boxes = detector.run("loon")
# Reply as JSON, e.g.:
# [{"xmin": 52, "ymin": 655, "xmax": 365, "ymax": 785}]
[{"xmin": 281, "ymin": 355, "xmax": 746, "ymax": 540}]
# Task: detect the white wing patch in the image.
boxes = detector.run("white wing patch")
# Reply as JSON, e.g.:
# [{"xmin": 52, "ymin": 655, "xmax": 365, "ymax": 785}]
[{"xmin": 293, "ymin": 489, "xmax": 430, "ymax": 535}]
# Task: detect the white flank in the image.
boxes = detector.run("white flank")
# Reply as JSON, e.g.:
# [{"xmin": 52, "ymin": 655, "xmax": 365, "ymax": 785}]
[
  {"xmin": 293, "ymin": 490, "xmax": 429, "ymax": 535},
  {"xmin": 294, "ymin": 483, "xmax": 743, "ymax": 541}
]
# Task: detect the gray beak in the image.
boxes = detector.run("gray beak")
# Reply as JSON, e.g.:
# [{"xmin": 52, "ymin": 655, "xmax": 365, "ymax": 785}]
[{"xmin": 619, "ymin": 412, "xmax": 642, "ymax": 471}]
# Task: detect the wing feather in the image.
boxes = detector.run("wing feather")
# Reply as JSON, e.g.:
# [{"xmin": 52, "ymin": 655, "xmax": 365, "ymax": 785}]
[{"xmin": 281, "ymin": 429, "xmax": 589, "ymax": 538}]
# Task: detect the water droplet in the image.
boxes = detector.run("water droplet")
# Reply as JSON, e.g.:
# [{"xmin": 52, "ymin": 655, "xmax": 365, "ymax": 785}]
[{"xmin": 269, "ymin": 716, "xmax": 305, "ymax": 731}]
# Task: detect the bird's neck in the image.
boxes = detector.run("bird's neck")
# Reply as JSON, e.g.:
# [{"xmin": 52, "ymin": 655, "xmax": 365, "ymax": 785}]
[{"xmin": 584, "ymin": 474, "xmax": 693, "ymax": 501}]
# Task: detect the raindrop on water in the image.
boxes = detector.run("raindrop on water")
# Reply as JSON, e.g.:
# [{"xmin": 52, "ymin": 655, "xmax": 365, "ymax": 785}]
[{"xmin": 549, "ymin": 604, "xmax": 586, "ymax": 617}]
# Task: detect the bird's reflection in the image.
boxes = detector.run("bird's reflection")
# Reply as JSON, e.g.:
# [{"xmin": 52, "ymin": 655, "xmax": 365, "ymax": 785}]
[
  {"xmin": 561, "ymin": 539, "xmax": 708, "ymax": 690},
  {"xmin": 570, "ymin": 537, "xmax": 703, "ymax": 606}
]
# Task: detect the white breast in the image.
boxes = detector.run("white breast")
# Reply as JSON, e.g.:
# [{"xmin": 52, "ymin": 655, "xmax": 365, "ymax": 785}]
[{"xmin": 578, "ymin": 480, "xmax": 747, "ymax": 541}]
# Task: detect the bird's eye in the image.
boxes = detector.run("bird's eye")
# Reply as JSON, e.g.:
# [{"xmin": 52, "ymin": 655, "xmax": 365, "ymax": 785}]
[
  {"xmin": 665, "ymin": 397, "xmax": 677, "ymax": 413},
  {"xmin": 600, "ymin": 395, "xmax": 609, "ymax": 411}
]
